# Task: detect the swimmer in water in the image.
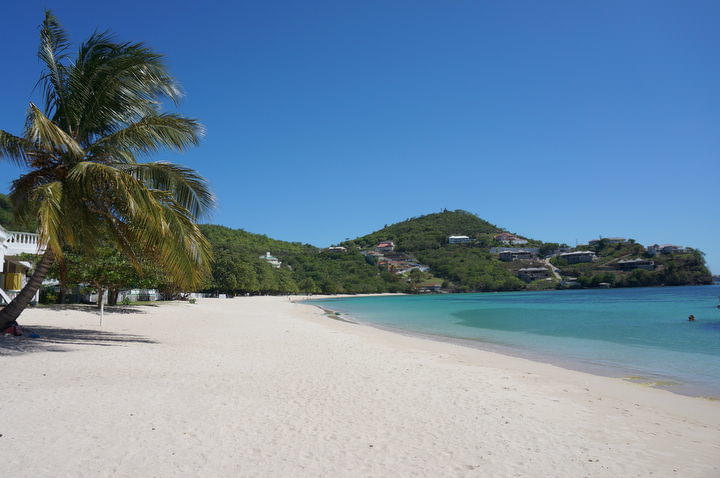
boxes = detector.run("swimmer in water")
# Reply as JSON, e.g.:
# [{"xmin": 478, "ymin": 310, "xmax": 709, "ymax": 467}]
[{"xmin": 688, "ymin": 314, "xmax": 696, "ymax": 321}]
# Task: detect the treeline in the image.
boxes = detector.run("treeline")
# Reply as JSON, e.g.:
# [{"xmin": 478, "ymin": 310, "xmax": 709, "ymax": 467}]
[{"xmin": 200, "ymin": 225, "xmax": 408, "ymax": 295}]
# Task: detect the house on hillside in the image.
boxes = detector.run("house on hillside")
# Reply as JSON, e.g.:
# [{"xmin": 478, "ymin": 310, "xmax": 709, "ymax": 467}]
[
  {"xmin": 448, "ymin": 235, "xmax": 471, "ymax": 244},
  {"xmin": 0, "ymin": 224, "xmax": 44, "ymax": 304},
  {"xmin": 259, "ymin": 252, "xmax": 282, "ymax": 268},
  {"xmin": 375, "ymin": 241, "xmax": 395, "ymax": 252},
  {"xmin": 558, "ymin": 251, "xmax": 596, "ymax": 264},
  {"xmin": 489, "ymin": 247, "xmax": 540, "ymax": 255},
  {"xmin": 616, "ymin": 259, "xmax": 655, "ymax": 271},
  {"xmin": 494, "ymin": 232, "xmax": 528, "ymax": 245},
  {"xmin": 417, "ymin": 280, "xmax": 443, "ymax": 293},
  {"xmin": 517, "ymin": 267, "xmax": 550, "ymax": 282},
  {"xmin": 498, "ymin": 250, "xmax": 536, "ymax": 262},
  {"xmin": 327, "ymin": 246, "xmax": 347, "ymax": 252},
  {"xmin": 647, "ymin": 244, "xmax": 685, "ymax": 256}
]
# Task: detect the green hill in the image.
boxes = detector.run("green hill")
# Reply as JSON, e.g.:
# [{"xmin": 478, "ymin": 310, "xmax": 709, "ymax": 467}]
[
  {"xmin": 343, "ymin": 209, "xmax": 503, "ymax": 251},
  {"xmin": 199, "ymin": 225, "xmax": 407, "ymax": 295}
]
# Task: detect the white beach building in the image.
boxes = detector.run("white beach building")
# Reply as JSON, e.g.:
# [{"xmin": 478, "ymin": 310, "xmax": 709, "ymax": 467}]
[
  {"xmin": 259, "ymin": 252, "xmax": 282, "ymax": 268},
  {"xmin": 0, "ymin": 224, "xmax": 44, "ymax": 304}
]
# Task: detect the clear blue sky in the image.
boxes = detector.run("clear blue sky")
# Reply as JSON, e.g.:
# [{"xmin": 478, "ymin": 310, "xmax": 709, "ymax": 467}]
[{"xmin": 1, "ymin": 1, "xmax": 718, "ymax": 272}]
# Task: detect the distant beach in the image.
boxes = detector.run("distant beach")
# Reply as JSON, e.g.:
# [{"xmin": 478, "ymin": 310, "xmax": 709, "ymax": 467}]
[{"xmin": 2, "ymin": 297, "xmax": 719, "ymax": 477}]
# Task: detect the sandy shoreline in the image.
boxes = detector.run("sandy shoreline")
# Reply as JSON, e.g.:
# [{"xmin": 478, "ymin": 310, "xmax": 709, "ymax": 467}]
[
  {"xmin": 2, "ymin": 297, "xmax": 719, "ymax": 477},
  {"xmin": 303, "ymin": 297, "xmax": 719, "ymax": 399}
]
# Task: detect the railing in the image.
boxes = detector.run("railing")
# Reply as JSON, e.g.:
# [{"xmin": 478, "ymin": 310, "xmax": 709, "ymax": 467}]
[{"xmin": 4, "ymin": 231, "xmax": 45, "ymax": 255}]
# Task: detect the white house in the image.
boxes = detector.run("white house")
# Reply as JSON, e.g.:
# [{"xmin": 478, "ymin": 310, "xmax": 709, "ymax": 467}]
[
  {"xmin": 259, "ymin": 252, "xmax": 282, "ymax": 268},
  {"xmin": 0, "ymin": 224, "xmax": 44, "ymax": 304},
  {"xmin": 448, "ymin": 235, "xmax": 471, "ymax": 244}
]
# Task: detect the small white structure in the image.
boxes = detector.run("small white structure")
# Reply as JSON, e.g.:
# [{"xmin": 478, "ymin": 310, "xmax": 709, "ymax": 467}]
[
  {"xmin": 448, "ymin": 235, "xmax": 471, "ymax": 244},
  {"xmin": 0, "ymin": 224, "xmax": 45, "ymax": 303},
  {"xmin": 259, "ymin": 252, "xmax": 282, "ymax": 268},
  {"xmin": 327, "ymin": 246, "xmax": 347, "ymax": 252}
]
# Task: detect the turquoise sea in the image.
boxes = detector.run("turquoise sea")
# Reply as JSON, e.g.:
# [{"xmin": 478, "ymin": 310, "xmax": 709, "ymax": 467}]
[{"xmin": 309, "ymin": 285, "xmax": 720, "ymax": 397}]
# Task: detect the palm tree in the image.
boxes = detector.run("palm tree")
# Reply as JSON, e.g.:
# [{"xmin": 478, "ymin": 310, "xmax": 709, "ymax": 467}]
[{"xmin": 0, "ymin": 11, "xmax": 213, "ymax": 328}]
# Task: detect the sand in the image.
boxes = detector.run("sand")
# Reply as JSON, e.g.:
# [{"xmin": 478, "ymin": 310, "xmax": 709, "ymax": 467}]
[{"xmin": 1, "ymin": 296, "xmax": 719, "ymax": 477}]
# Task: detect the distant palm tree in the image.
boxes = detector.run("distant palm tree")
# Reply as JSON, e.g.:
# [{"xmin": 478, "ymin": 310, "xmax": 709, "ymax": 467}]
[{"xmin": 0, "ymin": 11, "xmax": 213, "ymax": 328}]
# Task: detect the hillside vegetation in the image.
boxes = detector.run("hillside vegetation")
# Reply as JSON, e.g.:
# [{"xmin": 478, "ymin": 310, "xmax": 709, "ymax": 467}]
[
  {"xmin": 199, "ymin": 225, "xmax": 407, "ymax": 295},
  {"xmin": 174, "ymin": 211, "xmax": 716, "ymax": 295},
  {"xmin": 4, "ymin": 202, "xmax": 712, "ymax": 296}
]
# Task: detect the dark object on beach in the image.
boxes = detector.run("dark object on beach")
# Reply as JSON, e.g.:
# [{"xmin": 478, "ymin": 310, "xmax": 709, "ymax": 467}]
[
  {"xmin": 688, "ymin": 315, "xmax": 695, "ymax": 321},
  {"xmin": 3, "ymin": 321, "xmax": 23, "ymax": 336}
]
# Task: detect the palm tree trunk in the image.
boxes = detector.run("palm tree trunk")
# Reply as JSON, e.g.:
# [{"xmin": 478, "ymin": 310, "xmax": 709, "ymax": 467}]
[{"xmin": 0, "ymin": 249, "xmax": 55, "ymax": 330}]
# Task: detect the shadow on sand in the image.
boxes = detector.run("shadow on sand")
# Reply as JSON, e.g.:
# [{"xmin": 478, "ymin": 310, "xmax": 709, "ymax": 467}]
[
  {"xmin": 41, "ymin": 304, "xmax": 152, "ymax": 314},
  {"xmin": 0, "ymin": 324, "xmax": 157, "ymax": 356}
]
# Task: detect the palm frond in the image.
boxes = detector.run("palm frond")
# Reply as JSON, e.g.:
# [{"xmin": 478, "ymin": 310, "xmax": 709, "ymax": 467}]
[
  {"xmin": 65, "ymin": 161, "xmax": 212, "ymax": 288},
  {"xmin": 9, "ymin": 168, "xmax": 57, "ymax": 221},
  {"xmin": 86, "ymin": 114, "xmax": 203, "ymax": 158},
  {"xmin": 126, "ymin": 191, "xmax": 212, "ymax": 289},
  {"xmin": 25, "ymin": 103, "xmax": 83, "ymax": 158},
  {"xmin": 0, "ymin": 130, "xmax": 31, "ymax": 166},
  {"xmin": 37, "ymin": 10, "xmax": 70, "ymax": 123},
  {"xmin": 29, "ymin": 181, "xmax": 64, "ymax": 257},
  {"xmin": 67, "ymin": 36, "xmax": 184, "ymax": 144},
  {"xmin": 123, "ymin": 161, "xmax": 215, "ymax": 220}
]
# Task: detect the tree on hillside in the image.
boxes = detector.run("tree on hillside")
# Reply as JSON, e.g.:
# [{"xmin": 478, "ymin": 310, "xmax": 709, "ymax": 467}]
[{"xmin": 0, "ymin": 12, "xmax": 213, "ymax": 328}]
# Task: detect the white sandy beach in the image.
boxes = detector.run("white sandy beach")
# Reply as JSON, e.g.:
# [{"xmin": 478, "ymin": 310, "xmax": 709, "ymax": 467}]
[{"xmin": 2, "ymin": 296, "xmax": 719, "ymax": 477}]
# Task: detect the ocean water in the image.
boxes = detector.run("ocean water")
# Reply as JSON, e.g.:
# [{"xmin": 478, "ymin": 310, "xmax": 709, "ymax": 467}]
[{"xmin": 309, "ymin": 285, "xmax": 720, "ymax": 397}]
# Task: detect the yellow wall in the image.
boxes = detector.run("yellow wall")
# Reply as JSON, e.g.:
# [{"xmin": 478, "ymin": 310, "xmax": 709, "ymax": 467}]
[{"xmin": 4, "ymin": 273, "xmax": 23, "ymax": 291}]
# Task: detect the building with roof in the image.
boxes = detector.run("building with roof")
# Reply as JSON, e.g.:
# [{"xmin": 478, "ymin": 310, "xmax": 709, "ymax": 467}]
[
  {"xmin": 647, "ymin": 244, "xmax": 686, "ymax": 256},
  {"xmin": 375, "ymin": 241, "xmax": 395, "ymax": 252},
  {"xmin": 517, "ymin": 267, "xmax": 551, "ymax": 282},
  {"xmin": 259, "ymin": 252, "xmax": 282, "ymax": 268},
  {"xmin": 499, "ymin": 250, "xmax": 536, "ymax": 262},
  {"xmin": 0, "ymin": 224, "xmax": 44, "ymax": 304},
  {"xmin": 494, "ymin": 232, "xmax": 528, "ymax": 245},
  {"xmin": 558, "ymin": 251, "xmax": 597, "ymax": 264},
  {"xmin": 448, "ymin": 235, "xmax": 471, "ymax": 244}
]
